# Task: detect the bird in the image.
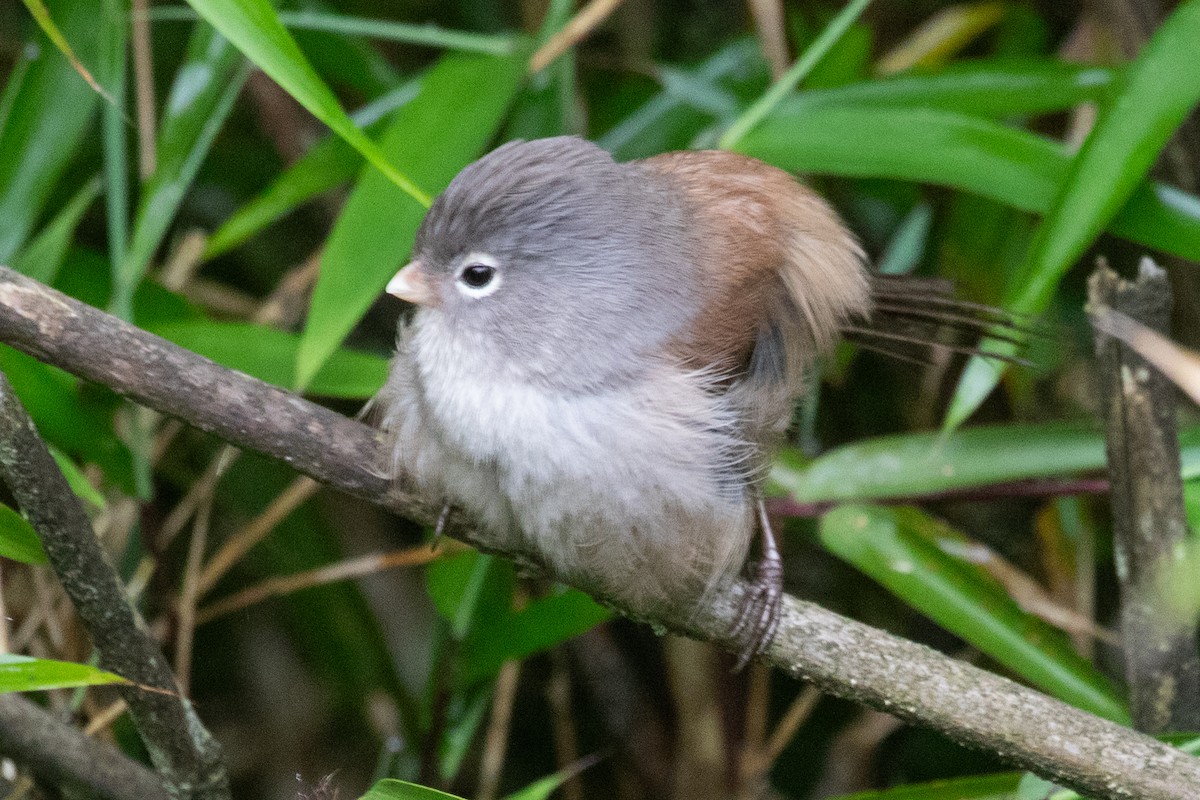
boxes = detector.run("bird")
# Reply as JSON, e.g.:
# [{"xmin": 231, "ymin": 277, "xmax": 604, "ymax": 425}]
[{"xmin": 371, "ymin": 135, "xmax": 1009, "ymax": 665}]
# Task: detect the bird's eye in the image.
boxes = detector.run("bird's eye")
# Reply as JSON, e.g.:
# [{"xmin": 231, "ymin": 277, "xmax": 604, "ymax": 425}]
[
  {"xmin": 460, "ymin": 264, "xmax": 495, "ymax": 288},
  {"xmin": 454, "ymin": 257, "xmax": 502, "ymax": 299}
]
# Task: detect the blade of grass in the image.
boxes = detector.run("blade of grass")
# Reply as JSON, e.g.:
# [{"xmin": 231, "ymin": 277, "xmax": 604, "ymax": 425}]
[
  {"xmin": 772, "ymin": 423, "xmax": 1200, "ymax": 503},
  {"xmin": 774, "ymin": 59, "xmax": 1116, "ymax": 118},
  {"xmin": 296, "ymin": 49, "xmax": 526, "ymax": 389},
  {"xmin": 945, "ymin": 0, "xmax": 1200, "ymax": 429},
  {"xmin": 770, "ymin": 422, "xmax": 1117, "ymax": 503},
  {"xmin": 183, "ymin": 0, "xmax": 431, "ymax": 205},
  {"xmin": 19, "ymin": 0, "xmax": 115, "ymax": 102},
  {"xmin": 827, "ymin": 773, "xmax": 1022, "ymax": 800},
  {"xmin": 0, "ymin": 655, "xmax": 127, "ymax": 693},
  {"xmin": 598, "ymin": 39, "xmax": 758, "ymax": 158},
  {"xmin": 148, "ymin": 319, "xmax": 389, "ymax": 399},
  {"xmin": 0, "ymin": 346, "xmax": 134, "ymax": 492},
  {"xmin": 112, "ymin": 24, "xmax": 247, "ymax": 319},
  {"xmin": 100, "ymin": 0, "xmax": 129, "ymax": 270},
  {"xmin": 821, "ymin": 505, "xmax": 1128, "ymax": 723},
  {"xmin": 0, "ymin": 0, "xmax": 106, "ymax": 261},
  {"xmin": 360, "ymin": 780, "xmax": 465, "ymax": 800},
  {"xmin": 203, "ymin": 80, "xmax": 421, "ymax": 260},
  {"xmin": 875, "ymin": 1, "xmax": 1007, "ymax": 75},
  {"xmin": 13, "ymin": 177, "xmax": 101, "ymax": 284},
  {"xmin": 736, "ymin": 104, "xmax": 1200, "ymax": 262},
  {"xmin": 719, "ymin": 0, "xmax": 873, "ymax": 149},
  {"xmin": 150, "ymin": 6, "xmax": 517, "ymax": 55}
]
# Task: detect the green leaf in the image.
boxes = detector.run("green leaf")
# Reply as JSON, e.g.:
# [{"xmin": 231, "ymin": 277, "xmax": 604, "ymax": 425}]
[
  {"xmin": 296, "ymin": 49, "xmax": 526, "ymax": 388},
  {"xmin": 148, "ymin": 319, "xmax": 388, "ymax": 398},
  {"xmin": 504, "ymin": 767, "xmax": 593, "ymax": 800},
  {"xmin": 425, "ymin": 551, "xmax": 514, "ymax": 641},
  {"xmin": 719, "ymin": 0, "xmax": 874, "ymax": 148},
  {"xmin": 597, "ymin": 39, "xmax": 760, "ymax": 159},
  {"xmin": 737, "ymin": 104, "xmax": 1200, "ymax": 263},
  {"xmin": 945, "ymin": 0, "xmax": 1200, "ymax": 427},
  {"xmin": 829, "ymin": 772, "xmax": 1022, "ymax": 800},
  {"xmin": 778, "ymin": 59, "xmax": 1115, "ymax": 118},
  {"xmin": 820, "ymin": 505, "xmax": 1128, "ymax": 723},
  {"xmin": 876, "ymin": 202, "xmax": 932, "ymax": 275},
  {"xmin": 99, "ymin": 0, "xmax": 128, "ymax": 270},
  {"xmin": 113, "ymin": 24, "xmax": 247, "ymax": 319},
  {"xmin": 462, "ymin": 588, "xmax": 611, "ymax": 685},
  {"xmin": 12, "ymin": 176, "xmax": 101, "ymax": 284},
  {"xmin": 359, "ymin": 779, "xmax": 466, "ymax": 800},
  {"xmin": 0, "ymin": 503, "xmax": 47, "ymax": 564},
  {"xmin": 50, "ymin": 446, "xmax": 107, "ymax": 509},
  {"xmin": 183, "ymin": 0, "xmax": 430, "ymax": 206},
  {"xmin": 770, "ymin": 422, "xmax": 1110, "ymax": 503},
  {"xmin": 425, "ymin": 551, "xmax": 610, "ymax": 685},
  {"xmin": 0, "ymin": 654, "xmax": 127, "ymax": 693},
  {"xmin": 0, "ymin": 0, "xmax": 106, "ymax": 261},
  {"xmin": 152, "ymin": 6, "xmax": 518, "ymax": 56},
  {"xmin": 203, "ymin": 81, "xmax": 420, "ymax": 260}
]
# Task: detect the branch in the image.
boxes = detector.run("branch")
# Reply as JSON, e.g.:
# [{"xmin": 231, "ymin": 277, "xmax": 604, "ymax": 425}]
[
  {"xmin": 0, "ymin": 312, "xmax": 229, "ymax": 796},
  {"xmin": 1090, "ymin": 258, "xmax": 1200, "ymax": 732},
  {"xmin": 0, "ymin": 694, "xmax": 169, "ymax": 800},
  {"xmin": 0, "ymin": 266, "xmax": 1199, "ymax": 800}
]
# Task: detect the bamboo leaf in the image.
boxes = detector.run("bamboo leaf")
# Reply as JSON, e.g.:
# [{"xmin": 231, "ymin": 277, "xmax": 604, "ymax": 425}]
[
  {"xmin": 945, "ymin": 0, "xmax": 1200, "ymax": 428},
  {"xmin": 183, "ymin": 0, "xmax": 430, "ymax": 206},
  {"xmin": 0, "ymin": 503, "xmax": 47, "ymax": 565},
  {"xmin": 820, "ymin": 505, "xmax": 1128, "ymax": 722},
  {"xmin": 737, "ymin": 104, "xmax": 1200, "ymax": 262},
  {"xmin": 12, "ymin": 177, "xmax": 101, "ymax": 284},
  {"xmin": 113, "ymin": 24, "xmax": 247, "ymax": 319},
  {"xmin": 359, "ymin": 780, "xmax": 465, "ymax": 800},
  {"xmin": 0, "ymin": 654, "xmax": 127, "ymax": 693},
  {"xmin": 0, "ymin": 0, "xmax": 106, "ymax": 261},
  {"xmin": 203, "ymin": 81, "xmax": 420, "ymax": 260}
]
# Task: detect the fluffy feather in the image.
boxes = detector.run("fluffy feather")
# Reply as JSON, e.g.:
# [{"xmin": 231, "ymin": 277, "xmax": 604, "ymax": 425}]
[{"xmin": 374, "ymin": 137, "xmax": 868, "ymax": 620}]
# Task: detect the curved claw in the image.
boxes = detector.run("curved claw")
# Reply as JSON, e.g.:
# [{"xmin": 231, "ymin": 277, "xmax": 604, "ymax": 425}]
[{"xmin": 730, "ymin": 498, "xmax": 784, "ymax": 670}]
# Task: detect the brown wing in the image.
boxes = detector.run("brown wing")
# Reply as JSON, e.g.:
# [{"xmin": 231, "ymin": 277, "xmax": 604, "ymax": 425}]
[
  {"xmin": 639, "ymin": 151, "xmax": 870, "ymax": 446},
  {"xmin": 639, "ymin": 150, "xmax": 869, "ymax": 375}
]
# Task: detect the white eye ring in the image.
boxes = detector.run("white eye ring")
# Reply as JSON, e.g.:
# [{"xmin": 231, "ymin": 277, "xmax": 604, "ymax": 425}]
[{"xmin": 455, "ymin": 253, "xmax": 501, "ymax": 298}]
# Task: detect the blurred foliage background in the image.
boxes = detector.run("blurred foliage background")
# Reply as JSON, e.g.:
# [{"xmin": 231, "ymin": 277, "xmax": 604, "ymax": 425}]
[{"xmin": 3, "ymin": 0, "xmax": 1200, "ymax": 798}]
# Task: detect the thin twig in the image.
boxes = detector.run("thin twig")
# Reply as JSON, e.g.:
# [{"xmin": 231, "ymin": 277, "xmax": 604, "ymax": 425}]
[
  {"xmin": 84, "ymin": 699, "xmax": 131, "ymax": 737},
  {"xmin": 197, "ymin": 476, "xmax": 321, "ymax": 596},
  {"xmin": 735, "ymin": 662, "xmax": 772, "ymax": 799},
  {"xmin": 1, "ymin": 267, "xmax": 1200, "ymax": 800},
  {"xmin": 130, "ymin": 0, "xmax": 157, "ymax": 179},
  {"xmin": 476, "ymin": 659, "xmax": 522, "ymax": 800},
  {"xmin": 761, "ymin": 685, "xmax": 822, "ymax": 766},
  {"xmin": 196, "ymin": 545, "xmax": 447, "ymax": 625},
  {"xmin": 746, "ymin": 0, "xmax": 789, "ymax": 78},
  {"xmin": 767, "ymin": 475, "xmax": 1111, "ymax": 519},
  {"xmin": 158, "ymin": 445, "xmax": 232, "ymax": 550},
  {"xmin": 546, "ymin": 650, "xmax": 584, "ymax": 800},
  {"xmin": 529, "ymin": 0, "xmax": 626, "ymax": 72},
  {"xmin": 175, "ymin": 494, "xmax": 213, "ymax": 695}
]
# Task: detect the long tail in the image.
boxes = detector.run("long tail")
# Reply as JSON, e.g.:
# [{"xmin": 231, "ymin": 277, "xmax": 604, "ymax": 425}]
[{"xmin": 843, "ymin": 274, "xmax": 1042, "ymax": 366}]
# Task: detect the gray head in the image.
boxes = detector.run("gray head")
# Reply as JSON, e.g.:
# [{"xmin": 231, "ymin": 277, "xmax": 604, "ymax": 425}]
[{"xmin": 390, "ymin": 137, "xmax": 701, "ymax": 390}]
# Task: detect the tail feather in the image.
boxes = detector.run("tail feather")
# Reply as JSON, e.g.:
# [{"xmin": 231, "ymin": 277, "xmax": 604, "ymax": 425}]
[{"xmin": 846, "ymin": 275, "xmax": 1038, "ymax": 366}]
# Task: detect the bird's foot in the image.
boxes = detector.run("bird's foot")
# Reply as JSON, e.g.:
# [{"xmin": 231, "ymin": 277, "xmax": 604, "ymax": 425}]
[{"xmin": 730, "ymin": 498, "xmax": 783, "ymax": 670}]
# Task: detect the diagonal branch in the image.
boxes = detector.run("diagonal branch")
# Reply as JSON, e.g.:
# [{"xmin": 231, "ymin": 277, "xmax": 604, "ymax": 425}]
[
  {"xmin": 0, "ymin": 693, "xmax": 169, "ymax": 800},
  {"xmin": 0, "ymin": 266, "xmax": 1198, "ymax": 800},
  {"xmin": 0, "ymin": 275, "xmax": 229, "ymax": 799}
]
